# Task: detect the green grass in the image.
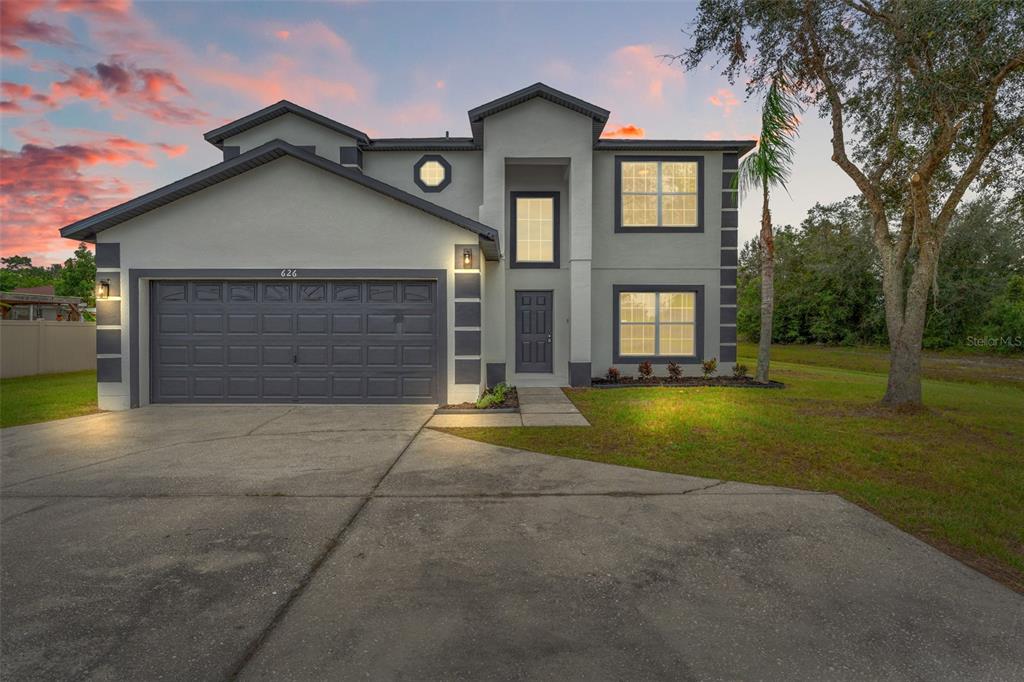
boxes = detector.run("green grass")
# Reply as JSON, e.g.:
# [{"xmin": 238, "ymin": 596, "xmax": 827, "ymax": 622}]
[
  {"xmin": 440, "ymin": 349, "xmax": 1024, "ymax": 592},
  {"xmin": 737, "ymin": 341, "xmax": 1024, "ymax": 387},
  {"xmin": 1, "ymin": 370, "xmax": 100, "ymax": 428}
]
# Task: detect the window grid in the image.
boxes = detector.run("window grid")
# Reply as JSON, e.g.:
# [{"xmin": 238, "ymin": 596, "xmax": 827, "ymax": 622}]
[
  {"xmin": 515, "ymin": 197, "xmax": 555, "ymax": 263},
  {"xmin": 621, "ymin": 161, "xmax": 699, "ymax": 228},
  {"xmin": 418, "ymin": 161, "xmax": 446, "ymax": 187},
  {"xmin": 618, "ymin": 291, "xmax": 697, "ymax": 357}
]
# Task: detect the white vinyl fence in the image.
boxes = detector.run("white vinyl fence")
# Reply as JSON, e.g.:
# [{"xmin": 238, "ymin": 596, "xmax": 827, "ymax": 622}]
[{"xmin": 0, "ymin": 320, "xmax": 96, "ymax": 378}]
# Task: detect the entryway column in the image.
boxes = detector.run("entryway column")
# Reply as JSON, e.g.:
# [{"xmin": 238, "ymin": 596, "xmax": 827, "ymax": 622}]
[{"xmin": 568, "ymin": 156, "xmax": 592, "ymax": 386}]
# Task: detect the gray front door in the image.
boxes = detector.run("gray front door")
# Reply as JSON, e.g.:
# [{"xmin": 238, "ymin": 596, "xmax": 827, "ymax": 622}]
[
  {"xmin": 150, "ymin": 279, "xmax": 440, "ymax": 403},
  {"xmin": 515, "ymin": 290, "xmax": 553, "ymax": 373}
]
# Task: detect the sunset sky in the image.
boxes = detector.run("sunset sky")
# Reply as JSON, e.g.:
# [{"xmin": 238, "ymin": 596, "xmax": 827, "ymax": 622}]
[{"xmin": 1, "ymin": 0, "xmax": 855, "ymax": 265}]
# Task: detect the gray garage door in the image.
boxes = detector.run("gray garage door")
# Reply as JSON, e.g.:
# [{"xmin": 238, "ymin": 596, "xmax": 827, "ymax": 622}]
[{"xmin": 150, "ymin": 280, "xmax": 441, "ymax": 403}]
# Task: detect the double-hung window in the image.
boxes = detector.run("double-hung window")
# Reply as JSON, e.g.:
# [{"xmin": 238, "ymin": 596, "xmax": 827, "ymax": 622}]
[
  {"xmin": 615, "ymin": 156, "xmax": 703, "ymax": 232},
  {"xmin": 511, "ymin": 191, "xmax": 559, "ymax": 268},
  {"xmin": 614, "ymin": 286, "xmax": 702, "ymax": 362}
]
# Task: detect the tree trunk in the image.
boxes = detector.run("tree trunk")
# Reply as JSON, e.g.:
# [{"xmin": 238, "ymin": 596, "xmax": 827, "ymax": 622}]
[{"xmin": 755, "ymin": 182, "xmax": 774, "ymax": 384}]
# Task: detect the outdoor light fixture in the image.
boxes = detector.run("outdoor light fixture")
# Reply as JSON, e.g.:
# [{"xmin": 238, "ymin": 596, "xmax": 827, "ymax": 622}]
[
  {"xmin": 97, "ymin": 279, "xmax": 110, "ymax": 299},
  {"xmin": 462, "ymin": 248, "xmax": 473, "ymax": 268}
]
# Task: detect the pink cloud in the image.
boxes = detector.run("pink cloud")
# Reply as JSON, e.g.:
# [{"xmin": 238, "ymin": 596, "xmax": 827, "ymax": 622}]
[
  {"xmin": 50, "ymin": 58, "xmax": 207, "ymax": 124},
  {"xmin": 601, "ymin": 123, "xmax": 646, "ymax": 139},
  {"xmin": 708, "ymin": 88, "xmax": 739, "ymax": 116},
  {"xmin": 274, "ymin": 30, "xmax": 291, "ymax": 40},
  {"xmin": 1, "ymin": 0, "xmax": 75, "ymax": 59},
  {"xmin": 155, "ymin": 142, "xmax": 187, "ymax": 158},
  {"xmin": 0, "ymin": 137, "xmax": 155, "ymax": 260},
  {"xmin": 607, "ymin": 45, "xmax": 683, "ymax": 104},
  {"xmin": 0, "ymin": 80, "xmax": 56, "ymax": 112}
]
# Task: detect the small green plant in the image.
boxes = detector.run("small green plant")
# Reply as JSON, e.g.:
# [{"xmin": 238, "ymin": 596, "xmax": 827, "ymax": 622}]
[
  {"xmin": 666, "ymin": 361, "xmax": 683, "ymax": 380},
  {"xmin": 638, "ymin": 361, "xmax": 654, "ymax": 381},
  {"xmin": 606, "ymin": 367, "xmax": 621, "ymax": 383},
  {"xmin": 701, "ymin": 357, "xmax": 718, "ymax": 379},
  {"xmin": 732, "ymin": 363, "xmax": 749, "ymax": 379},
  {"xmin": 476, "ymin": 382, "xmax": 511, "ymax": 408}
]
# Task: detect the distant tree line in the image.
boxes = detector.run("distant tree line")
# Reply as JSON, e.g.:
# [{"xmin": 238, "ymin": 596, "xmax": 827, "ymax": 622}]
[
  {"xmin": 0, "ymin": 243, "xmax": 97, "ymax": 306},
  {"xmin": 737, "ymin": 196, "xmax": 1024, "ymax": 352}
]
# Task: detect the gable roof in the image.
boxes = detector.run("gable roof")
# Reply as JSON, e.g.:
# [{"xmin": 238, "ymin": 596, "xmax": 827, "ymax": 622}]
[
  {"xmin": 59, "ymin": 140, "xmax": 500, "ymax": 260},
  {"xmin": 467, "ymin": 82, "xmax": 610, "ymax": 144},
  {"xmin": 204, "ymin": 100, "xmax": 371, "ymax": 147}
]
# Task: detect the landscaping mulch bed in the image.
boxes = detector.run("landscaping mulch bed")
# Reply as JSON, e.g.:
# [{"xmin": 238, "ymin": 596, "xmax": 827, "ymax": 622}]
[
  {"xmin": 590, "ymin": 377, "xmax": 785, "ymax": 389},
  {"xmin": 437, "ymin": 387, "xmax": 520, "ymax": 413}
]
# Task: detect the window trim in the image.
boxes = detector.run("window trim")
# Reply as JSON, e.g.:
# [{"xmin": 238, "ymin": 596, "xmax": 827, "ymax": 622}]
[
  {"xmin": 509, "ymin": 191, "xmax": 561, "ymax": 269},
  {"xmin": 413, "ymin": 154, "xmax": 452, "ymax": 192},
  {"xmin": 612, "ymin": 284, "xmax": 704, "ymax": 364},
  {"xmin": 614, "ymin": 155, "xmax": 705, "ymax": 233}
]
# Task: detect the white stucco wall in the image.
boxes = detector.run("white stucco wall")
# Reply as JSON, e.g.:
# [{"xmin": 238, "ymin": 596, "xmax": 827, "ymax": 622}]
[{"xmin": 96, "ymin": 156, "xmax": 479, "ymax": 409}]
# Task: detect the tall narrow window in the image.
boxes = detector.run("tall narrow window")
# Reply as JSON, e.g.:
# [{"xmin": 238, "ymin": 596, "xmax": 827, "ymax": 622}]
[
  {"xmin": 614, "ymin": 287, "xmax": 701, "ymax": 362},
  {"xmin": 616, "ymin": 157, "xmax": 703, "ymax": 231},
  {"xmin": 511, "ymin": 192, "xmax": 559, "ymax": 268}
]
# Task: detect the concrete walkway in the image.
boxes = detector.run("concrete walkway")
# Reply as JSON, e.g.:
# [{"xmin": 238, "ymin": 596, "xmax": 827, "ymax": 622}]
[
  {"xmin": 2, "ymin": 405, "xmax": 1022, "ymax": 680},
  {"xmin": 427, "ymin": 386, "xmax": 590, "ymax": 427}
]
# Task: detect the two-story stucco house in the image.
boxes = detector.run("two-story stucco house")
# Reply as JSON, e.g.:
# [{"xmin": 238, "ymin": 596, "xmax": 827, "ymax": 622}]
[{"xmin": 60, "ymin": 83, "xmax": 754, "ymax": 410}]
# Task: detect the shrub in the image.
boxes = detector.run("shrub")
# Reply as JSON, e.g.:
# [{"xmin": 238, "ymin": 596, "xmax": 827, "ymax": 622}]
[
  {"xmin": 732, "ymin": 363, "xmax": 749, "ymax": 378},
  {"xmin": 476, "ymin": 382, "xmax": 511, "ymax": 408},
  {"xmin": 701, "ymin": 357, "xmax": 718, "ymax": 379},
  {"xmin": 606, "ymin": 367, "xmax": 621, "ymax": 382},
  {"xmin": 667, "ymin": 361, "xmax": 683, "ymax": 380},
  {"xmin": 638, "ymin": 361, "xmax": 654, "ymax": 380}
]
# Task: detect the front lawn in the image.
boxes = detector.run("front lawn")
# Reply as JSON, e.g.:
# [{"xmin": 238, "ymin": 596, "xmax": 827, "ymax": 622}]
[
  {"xmin": 438, "ymin": 351, "xmax": 1024, "ymax": 592},
  {"xmin": 0, "ymin": 370, "xmax": 99, "ymax": 428}
]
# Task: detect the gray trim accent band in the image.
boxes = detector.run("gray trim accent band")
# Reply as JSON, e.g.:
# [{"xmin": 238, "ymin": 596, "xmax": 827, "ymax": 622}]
[
  {"xmin": 97, "ymin": 357, "xmax": 122, "ymax": 383},
  {"xmin": 720, "ymin": 326, "xmax": 737, "ymax": 343},
  {"xmin": 339, "ymin": 146, "xmax": 363, "ymax": 167},
  {"xmin": 128, "ymin": 268, "xmax": 448, "ymax": 408},
  {"xmin": 597, "ymin": 140, "xmax": 756, "ymax": 154},
  {"xmin": 96, "ymin": 300, "xmax": 120, "ymax": 325},
  {"xmin": 612, "ymin": 284, "xmax": 705, "ymax": 364},
  {"xmin": 454, "ymin": 330, "xmax": 481, "ymax": 356},
  {"xmin": 720, "ymin": 306, "xmax": 737, "ymax": 324},
  {"xmin": 454, "ymin": 273, "xmax": 481, "ymax": 298},
  {"xmin": 485, "ymin": 363, "xmax": 506, "ymax": 388},
  {"xmin": 95, "ymin": 243, "xmax": 120, "ymax": 268},
  {"xmin": 96, "ymin": 328, "xmax": 121, "ymax": 355},
  {"xmin": 722, "ymin": 152, "xmax": 739, "ymax": 170},
  {"xmin": 720, "ymin": 345, "xmax": 738, "ymax": 362},
  {"xmin": 721, "ymin": 249, "xmax": 738, "ymax": 267},
  {"xmin": 454, "ymin": 359, "xmax": 481, "ymax": 385},
  {"xmin": 721, "ymin": 287, "xmax": 737, "ymax": 305},
  {"xmin": 721, "ymin": 171, "xmax": 738, "ymax": 189},
  {"xmin": 454, "ymin": 301, "xmax": 481, "ymax": 327},
  {"xmin": 721, "ymin": 229, "xmax": 738, "ymax": 247},
  {"xmin": 720, "ymin": 269, "xmax": 737, "ymax": 286},
  {"xmin": 568, "ymin": 362, "xmax": 591, "ymax": 387},
  {"xmin": 722, "ymin": 211, "xmax": 738, "ymax": 228},
  {"xmin": 722, "ymin": 191, "xmax": 738, "ymax": 209},
  {"xmin": 96, "ymin": 272, "xmax": 121, "ymax": 297}
]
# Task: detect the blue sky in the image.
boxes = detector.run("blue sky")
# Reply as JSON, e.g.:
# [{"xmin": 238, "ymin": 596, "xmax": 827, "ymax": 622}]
[{"xmin": 1, "ymin": 0, "xmax": 855, "ymax": 263}]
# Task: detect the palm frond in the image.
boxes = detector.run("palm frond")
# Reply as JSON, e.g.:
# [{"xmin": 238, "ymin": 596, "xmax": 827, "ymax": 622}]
[{"xmin": 736, "ymin": 69, "xmax": 802, "ymax": 199}]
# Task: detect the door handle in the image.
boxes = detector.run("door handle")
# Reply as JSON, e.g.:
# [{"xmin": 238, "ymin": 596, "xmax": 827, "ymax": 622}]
[{"xmin": 546, "ymin": 334, "xmax": 552, "ymax": 343}]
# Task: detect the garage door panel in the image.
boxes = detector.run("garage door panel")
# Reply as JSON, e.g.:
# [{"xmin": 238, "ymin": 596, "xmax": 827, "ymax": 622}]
[{"xmin": 151, "ymin": 279, "xmax": 439, "ymax": 403}]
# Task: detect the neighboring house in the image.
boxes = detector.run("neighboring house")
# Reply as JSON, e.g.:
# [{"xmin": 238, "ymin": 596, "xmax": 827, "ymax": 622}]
[
  {"xmin": 1, "ymin": 286, "xmax": 85, "ymax": 321},
  {"xmin": 60, "ymin": 83, "xmax": 753, "ymax": 410}
]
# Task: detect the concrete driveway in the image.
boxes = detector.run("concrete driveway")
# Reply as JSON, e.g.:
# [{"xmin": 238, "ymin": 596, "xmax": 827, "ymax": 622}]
[{"xmin": 1, "ymin": 406, "xmax": 1021, "ymax": 680}]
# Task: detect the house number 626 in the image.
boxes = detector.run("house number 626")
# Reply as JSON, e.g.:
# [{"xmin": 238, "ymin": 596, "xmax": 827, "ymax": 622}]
[{"xmin": 280, "ymin": 269, "xmax": 298, "ymax": 278}]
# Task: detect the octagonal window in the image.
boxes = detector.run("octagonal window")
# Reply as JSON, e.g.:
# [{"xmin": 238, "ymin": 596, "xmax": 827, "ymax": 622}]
[{"xmin": 414, "ymin": 155, "xmax": 452, "ymax": 192}]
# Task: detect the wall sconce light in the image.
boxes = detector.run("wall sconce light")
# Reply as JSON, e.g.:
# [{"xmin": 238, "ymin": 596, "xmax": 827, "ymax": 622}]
[
  {"xmin": 462, "ymin": 248, "xmax": 473, "ymax": 268},
  {"xmin": 97, "ymin": 279, "xmax": 110, "ymax": 300}
]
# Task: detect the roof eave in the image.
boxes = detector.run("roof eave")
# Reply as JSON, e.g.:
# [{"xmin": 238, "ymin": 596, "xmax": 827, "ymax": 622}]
[{"xmin": 203, "ymin": 100, "xmax": 370, "ymax": 147}]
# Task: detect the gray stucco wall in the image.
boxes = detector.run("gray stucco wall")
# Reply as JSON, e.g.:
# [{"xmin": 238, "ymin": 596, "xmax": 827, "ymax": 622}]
[
  {"xmin": 591, "ymin": 150, "xmax": 727, "ymax": 378},
  {"xmin": 95, "ymin": 156, "xmax": 477, "ymax": 410},
  {"xmin": 222, "ymin": 113, "xmax": 359, "ymax": 164},
  {"xmin": 479, "ymin": 98, "xmax": 594, "ymax": 385},
  {"xmin": 361, "ymin": 151, "xmax": 483, "ymax": 218}
]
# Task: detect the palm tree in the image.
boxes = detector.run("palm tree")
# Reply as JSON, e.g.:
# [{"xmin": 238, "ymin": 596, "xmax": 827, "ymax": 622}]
[{"xmin": 737, "ymin": 71, "xmax": 801, "ymax": 383}]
